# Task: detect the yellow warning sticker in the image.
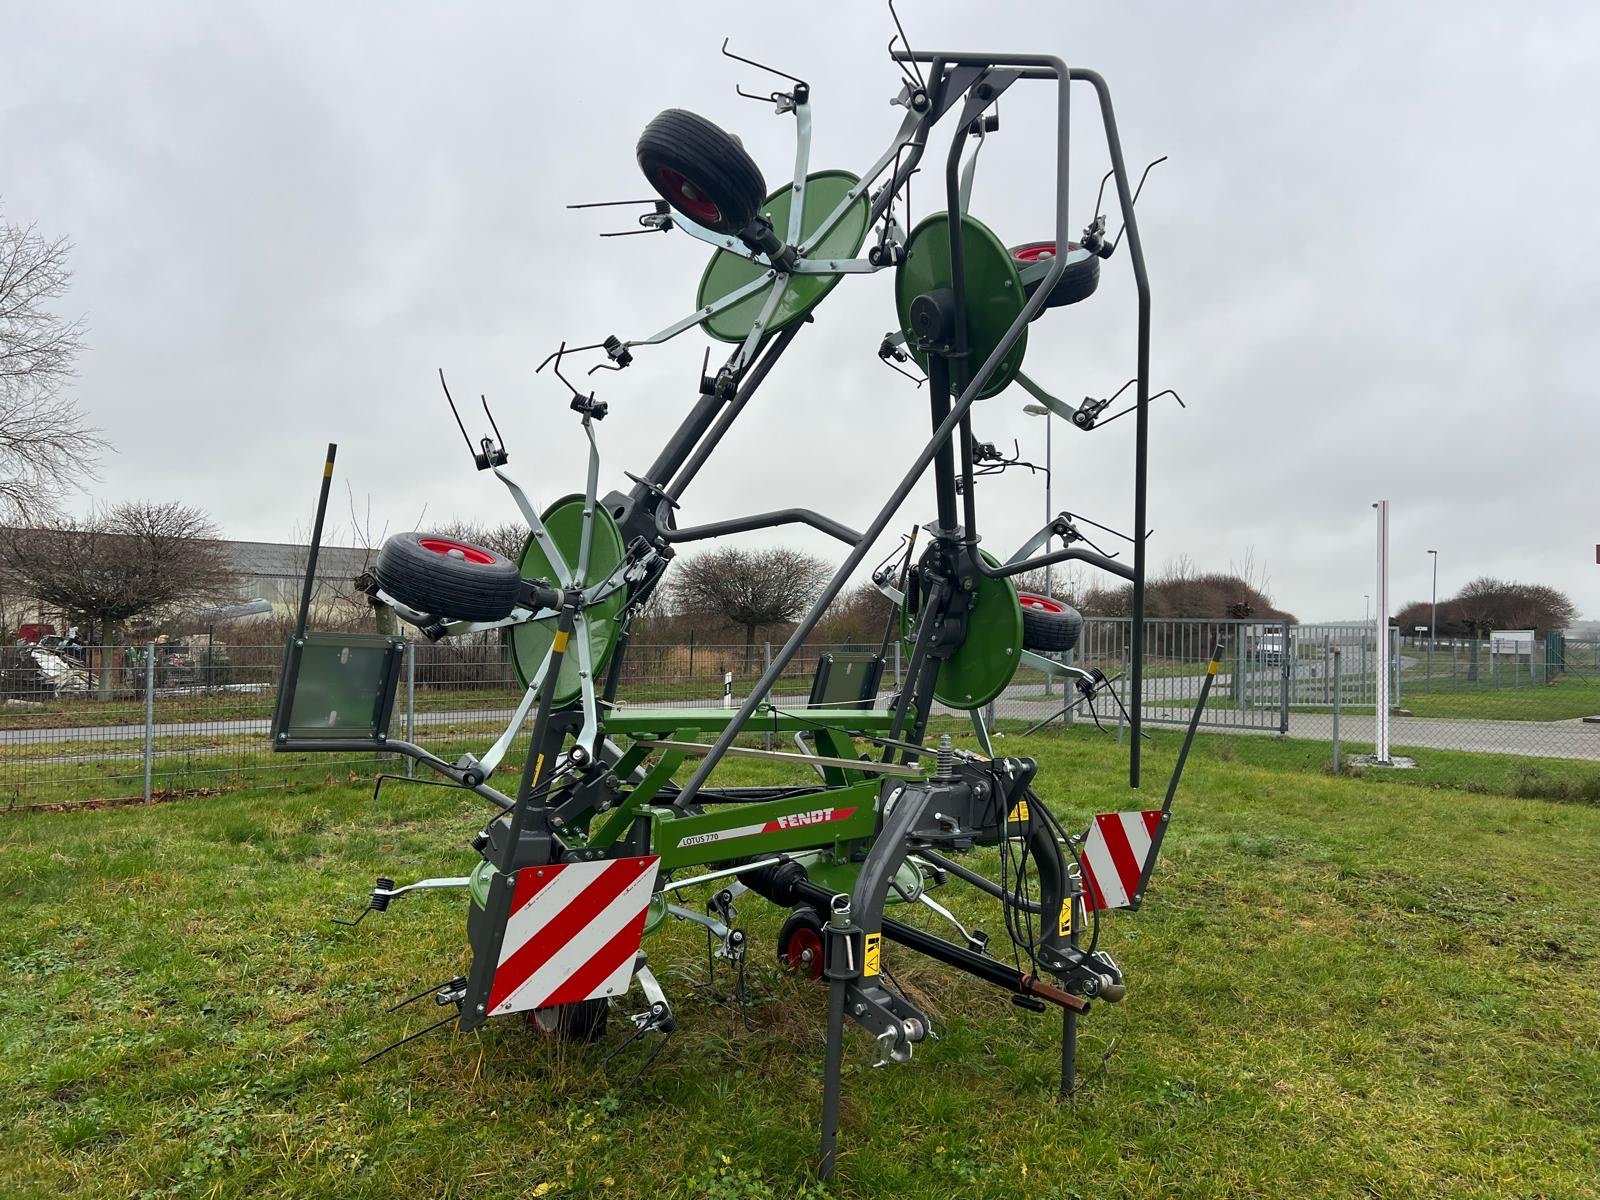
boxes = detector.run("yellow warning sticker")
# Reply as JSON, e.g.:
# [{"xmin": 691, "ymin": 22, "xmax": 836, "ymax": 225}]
[
  {"xmin": 552, "ymin": 630, "xmax": 571, "ymax": 653},
  {"xmin": 863, "ymin": 932, "xmax": 882, "ymax": 976},
  {"xmin": 1059, "ymin": 899, "xmax": 1073, "ymax": 938},
  {"xmin": 1007, "ymin": 801, "xmax": 1030, "ymax": 823},
  {"xmin": 1207, "ymin": 658, "xmax": 1219, "ymax": 676}
]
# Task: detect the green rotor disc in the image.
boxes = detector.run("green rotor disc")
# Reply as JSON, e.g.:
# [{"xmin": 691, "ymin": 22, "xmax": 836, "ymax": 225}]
[
  {"xmin": 902, "ymin": 550, "xmax": 1023, "ymax": 710},
  {"xmin": 894, "ymin": 212, "xmax": 1028, "ymax": 400},
  {"xmin": 510, "ymin": 495, "xmax": 627, "ymax": 707},
  {"xmin": 697, "ymin": 170, "xmax": 869, "ymax": 343}
]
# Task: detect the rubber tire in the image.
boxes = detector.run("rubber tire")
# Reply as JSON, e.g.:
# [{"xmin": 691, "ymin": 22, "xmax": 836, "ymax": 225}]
[
  {"xmin": 1011, "ymin": 241, "xmax": 1100, "ymax": 310},
  {"xmin": 1018, "ymin": 593, "xmax": 1083, "ymax": 652},
  {"xmin": 777, "ymin": 907, "xmax": 825, "ymax": 982},
  {"xmin": 373, "ymin": 532, "xmax": 521, "ymax": 622},
  {"xmin": 637, "ymin": 109, "xmax": 767, "ymax": 236},
  {"xmin": 528, "ymin": 998, "xmax": 609, "ymax": 1043}
]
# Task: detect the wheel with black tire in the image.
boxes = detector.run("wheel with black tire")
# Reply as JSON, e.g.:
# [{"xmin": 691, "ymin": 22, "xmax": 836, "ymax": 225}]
[
  {"xmin": 777, "ymin": 906, "xmax": 825, "ymax": 982},
  {"xmin": 373, "ymin": 532, "xmax": 521, "ymax": 622},
  {"xmin": 1011, "ymin": 241, "xmax": 1100, "ymax": 310},
  {"xmin": 637, "ymin": 109, "xmax": 767, "ymax": 236},
  {"xmin": 528, "ymin": 998, "xmax": 609, "ymax": 1042},
  {"xmin": 1018, "ymin": 593, "xmax": 1083, "ymax": 652}
]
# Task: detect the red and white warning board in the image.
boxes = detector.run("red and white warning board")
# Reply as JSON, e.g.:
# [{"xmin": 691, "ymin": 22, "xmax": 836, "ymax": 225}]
[
  {"xmin": 486, "ymin": 855, "xmax": 661, "ymax": 1017},
  {"xmin": 1080, "ymin": 811, "xmax": 1161, "ymax": 912}
]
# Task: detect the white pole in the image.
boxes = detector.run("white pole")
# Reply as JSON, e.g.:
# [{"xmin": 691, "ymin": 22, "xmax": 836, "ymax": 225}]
[
  {"xmin": 1373, "ymin": 500, "xmax": 1391, "ymax": 763},
  {"xmin": 722, "ymin": 670, "xmax": 733, "ymax": 709}
]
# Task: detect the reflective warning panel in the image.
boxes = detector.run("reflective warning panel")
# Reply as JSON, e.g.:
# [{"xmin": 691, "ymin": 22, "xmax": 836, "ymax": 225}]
[
  {"xmin": 1080, "ymin": 811, "xmax": 1162, "ymax": 912},
  {"xmin": 487, "ymin": 856, "xmax": 661, "ymax": 1016}
]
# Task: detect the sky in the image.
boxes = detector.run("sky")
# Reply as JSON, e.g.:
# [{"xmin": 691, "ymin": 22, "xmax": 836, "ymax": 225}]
[{"xmin": 5, "ymin": 1, "xmax": 1598, "ymax": 623}]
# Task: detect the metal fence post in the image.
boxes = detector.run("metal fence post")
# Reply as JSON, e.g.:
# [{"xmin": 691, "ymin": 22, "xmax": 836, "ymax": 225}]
[
  {"xmin": 1065, "ymin": 640, "xmax": 1076, "ymax": 727},
  {"xmin": 1331, "ymin": 646, "xmax": 1342, "ymax": 772},
  {"xmin": 143, "ymin": 642, "xmax": 156, "ymax": 801},
  {"xmin": 763, "ymin": 642, "xmax": 773, "ymax": 751},
  {"xmin": 894, "ymin": 641, "xmax": 902, "ymax": 689},
  {"xmin": 1279, "ymin": 621, "xmax": 1290, "ymax": 734},
  {"xmin": 1117, "ymin": 637, "xmax": 1127, "ymax": 745},
  {"xmin": 405, "ymin": 641, "xmax": 416, "ymax": 778}
]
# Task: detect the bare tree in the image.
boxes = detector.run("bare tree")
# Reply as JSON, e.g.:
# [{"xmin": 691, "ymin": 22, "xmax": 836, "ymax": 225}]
[
  {"xmin": 671, "ymin": 546, "xmax": 831, "ymax": 667},
  {"xmin": 0, "ymin": 209, "xmax": 104, "ymax": 518},
  {"xmin": 2, "ymin": 502, "xmax": 234, "ymax": 696}
]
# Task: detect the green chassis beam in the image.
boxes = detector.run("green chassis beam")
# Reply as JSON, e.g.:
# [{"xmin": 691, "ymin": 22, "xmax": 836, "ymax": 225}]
[
  {"xmin": 576, "ymin": 707, "xmax": 901, "ymax": 868},
  {"xmin": 645, "ymin": 778, "xmax": 883, "ymax": 872}
]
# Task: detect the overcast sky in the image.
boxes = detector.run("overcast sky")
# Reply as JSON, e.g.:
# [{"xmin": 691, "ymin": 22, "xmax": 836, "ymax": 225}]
[{"xmin": 7, "ymin": 2, "xmax": 1597, "ymax": 622}]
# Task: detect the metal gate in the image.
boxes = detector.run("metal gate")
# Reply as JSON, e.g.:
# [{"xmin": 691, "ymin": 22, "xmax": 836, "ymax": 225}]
[{"xmin": 1075, "ymin": 618, "xmax": 1290, "ymax": 732}]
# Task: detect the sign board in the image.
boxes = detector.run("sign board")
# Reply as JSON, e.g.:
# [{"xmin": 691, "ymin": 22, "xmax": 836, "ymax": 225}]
[{"xmin": 1489, "ymin": 629, "xmax": 1535, "ymax": 655}]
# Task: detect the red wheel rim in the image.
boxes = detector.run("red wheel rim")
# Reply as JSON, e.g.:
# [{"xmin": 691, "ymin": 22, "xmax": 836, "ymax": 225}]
[
  {"xmin": 784, "ymin": 926, "xmax": 824, "ymax": 981},
  {"xmin": 654, "ymin": 166, "xmax": 723, "ymax": 225},
  {"xmin": 1019, "ymin": 592, "xmax": 1066, "ymax": 614},
  {"xmin": 1013, "ymin": 241, "xmax": 1083, "ymax": 263},
  {"xmin": 418, "ymin": 537, "xmax": 496, "ymax": 565}
]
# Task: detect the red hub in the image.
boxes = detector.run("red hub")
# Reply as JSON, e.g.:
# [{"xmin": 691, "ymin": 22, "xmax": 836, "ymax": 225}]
[
  {"xmin": 417, "ymin": 537, "xmax": 496, "ymax": 565},
  {"xmin": 654, "ymin": 166, "xmax": 723, "ymax": 225},
  {"xmin": 783, "ymin": 926, "xmax": 824, "ymax": 981},
  {"xmin": 1018, "ymin": 591, "xmax": 1067, "ymax": 614}
]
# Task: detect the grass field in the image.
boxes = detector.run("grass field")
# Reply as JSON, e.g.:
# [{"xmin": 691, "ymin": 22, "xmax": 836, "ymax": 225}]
[{"xmin": 1, "ymin": 733, "xmax": 1598, "ymax": 1198}]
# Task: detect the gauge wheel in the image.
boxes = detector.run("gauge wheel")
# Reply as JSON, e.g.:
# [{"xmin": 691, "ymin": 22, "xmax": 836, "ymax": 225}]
[
  {"xmin": 777, "ymin": 907, "xmax": 826, "ymax": 982},
  {"xmin": 528, "ymin": 998, "xmax": 609, "ymax": 1042},
  {"xmin": 1011, "ymin": 241, "xmax": 1101, "ymax": 310},
  {"xmin": 373, "ymin": 532, "xmax": 521, "ymax": 622},
  {"xmin": 636, "ymin": 109, "xmax": 767, "ymax": 236},
  {"xmin": 1018, "ymin": 592, "xmax": 1084, "ymax": 652}
]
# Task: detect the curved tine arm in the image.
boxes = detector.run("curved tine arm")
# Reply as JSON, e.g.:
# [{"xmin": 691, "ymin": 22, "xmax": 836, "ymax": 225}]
[
  {"xmin": 1020, "ymin": 650, "xmax": 1095, "ymax": 683},
  {"xmin": 787, "ymin": 102, "xmax": 813, "ymax": 246},
  {"xmin": 574, "ymin": 419, "xmax": 601, "ymax": 583},
  {"xmin": 477, "ymin": 648, "xmax": 553, "ymax": 776},
  {"xmin": 1013, "ymin": 369, "xmax": 1081, "ymax": 423},
  {"xmin": 625, "ymin": 270, "xmax": 778, "ymax": 350},
  {"xmin": 494, "ymin": 468, "xmax": 573, "ymax": 587},
  {"xmin": 1004, "ymin": 517, "xmax": 1062, "ymax": 568},
  {"xmin": 995, "ymin": 543, "xmax": 1135, "ymax": 584},
  {"xmin": 571, "ymin": 610, "xmax": 600, "ymax": 762},
  {"xmin": 726, "ymin": 269, "xmax": 793, "ymax": 375}
]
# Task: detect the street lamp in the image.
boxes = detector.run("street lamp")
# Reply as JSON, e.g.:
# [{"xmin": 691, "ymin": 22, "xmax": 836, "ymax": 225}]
[
  {"xmin": 1364, "ymin": 594, "xmax": 1370, "ymax": 624},
  {"xmin": 1023, "ymin": 403, "xmax": 1054, "ymax": 695},
  {"xmin": 1021, "ymin": 404, "xmax": 1054, "ymax": 598},
  {"xmin": 1427, "ymin": 549, "xmax": 1438, "ymax": 684}
]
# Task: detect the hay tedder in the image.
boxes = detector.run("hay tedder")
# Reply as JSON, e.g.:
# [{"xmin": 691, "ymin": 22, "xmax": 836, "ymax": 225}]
[{"xmin": 271, "ymin": 25, "xmax": 1215, "ymax": 1175}]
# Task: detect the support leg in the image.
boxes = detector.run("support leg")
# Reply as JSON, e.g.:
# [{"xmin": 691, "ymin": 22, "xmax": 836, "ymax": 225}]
[
  {"xmin": 1059, "ymin": 1008, "xmax": 1078, "ymax": 1100},
  {"xmin": 820, "ymin": 975, "xmax": 848, "ymax": 1178}
]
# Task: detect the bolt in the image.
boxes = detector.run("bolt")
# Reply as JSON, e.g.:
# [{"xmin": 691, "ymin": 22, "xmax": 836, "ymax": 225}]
[{"xmin": 852, "ymin": 1003, "xmax": 865, "ymax": 1016}]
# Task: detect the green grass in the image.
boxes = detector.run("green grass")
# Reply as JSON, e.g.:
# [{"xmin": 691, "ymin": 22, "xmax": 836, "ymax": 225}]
[{"xmin": 2, "ymin": 734, "xmax": 1598, "ymax": 1198}]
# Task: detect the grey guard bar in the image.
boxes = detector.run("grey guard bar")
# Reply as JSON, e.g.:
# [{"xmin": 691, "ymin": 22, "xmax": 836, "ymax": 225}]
[{"xmin": 658, "ymin": 507, "xmax": 863, "ymax": 548}]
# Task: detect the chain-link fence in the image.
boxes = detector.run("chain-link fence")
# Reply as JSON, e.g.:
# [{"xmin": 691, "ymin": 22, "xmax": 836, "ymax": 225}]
[
  {"xmin": 994, "ymin": 620, "xmax": 1600, "ymax": 762},
  {"xmin": 5, "ymin": 623, "xmax": 1598, "ymax": 807}
]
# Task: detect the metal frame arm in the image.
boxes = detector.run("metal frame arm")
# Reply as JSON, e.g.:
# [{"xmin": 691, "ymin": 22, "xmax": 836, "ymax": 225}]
[
  {"xmin": 658, "ymin": 507, "xmax": 862, "ymax": 548},
  {"xmin": 673, "ymin": 54, "xmax": 1078, "ymax": 809}
]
